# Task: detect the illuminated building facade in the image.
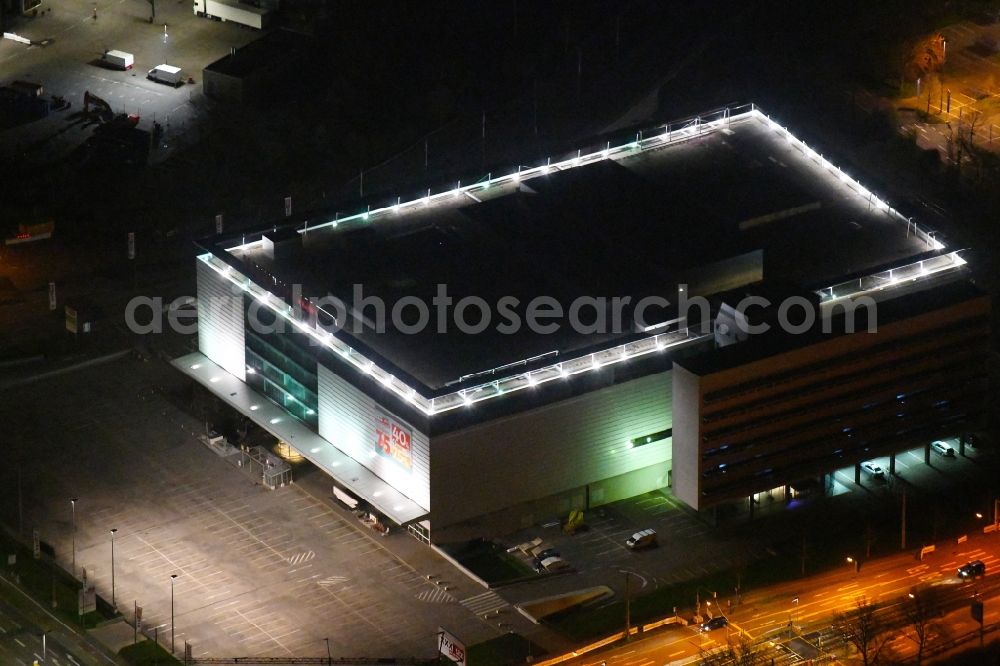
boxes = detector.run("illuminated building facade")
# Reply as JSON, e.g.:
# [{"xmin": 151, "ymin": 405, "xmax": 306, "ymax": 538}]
[{"xmin": 176, "ymin": 105, "xmax": 984, "ymax": 541}]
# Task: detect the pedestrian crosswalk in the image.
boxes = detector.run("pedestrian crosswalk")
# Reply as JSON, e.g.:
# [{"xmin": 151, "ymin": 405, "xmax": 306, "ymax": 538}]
[
  {"xmin": 460, "ymin": 590, "xmax": 508, "ymax": 616},
  {"xmin": 287, "ymin": 550, "xmax": 315, "ymax": 566},
  {"xmin": 317, "ymin": 575, "xmax": 348, "ymax": 588},
  {"xmin": 416, "ymin": 587, "xmax": 455, "ymax": 604}
]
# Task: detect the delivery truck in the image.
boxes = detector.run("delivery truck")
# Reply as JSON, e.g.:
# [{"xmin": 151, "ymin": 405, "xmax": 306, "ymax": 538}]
[
  {"xmin": 101, "ymin": 50, "xmax": 134, "ymax": 70},
  {"xmin": 147, "ymin": 64, "xmax": 183, "ymax": 87},
  {"xmin": 193, "ymin": 0, "xmax": 271, "ymax": 30}
]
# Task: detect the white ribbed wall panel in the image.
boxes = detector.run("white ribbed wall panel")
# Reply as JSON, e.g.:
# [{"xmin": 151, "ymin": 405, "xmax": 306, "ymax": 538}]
[
  {"xmin": 317, "ymin": 365, "xmax": 431, "ymax": 510},
  {"xmin": 430, "ymin": 371, "xmax": 671, "ymax": 527},
  {"xmin": 196, "ymin": 259, "xmax": 246, "ymax": 381}
]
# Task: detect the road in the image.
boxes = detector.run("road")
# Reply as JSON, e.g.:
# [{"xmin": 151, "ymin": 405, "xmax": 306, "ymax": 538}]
[
  {"xmin": 0, "ymin": 574, "xmax": 120, "ymax": 666},
  {"xmin": 555, "ymin": 531, "xmax": 1000, "ymax": 665}
]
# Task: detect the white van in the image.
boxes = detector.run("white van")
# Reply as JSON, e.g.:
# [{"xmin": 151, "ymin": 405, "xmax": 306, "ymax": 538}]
[
  {"xmin": 147, "ymin": 64, "xmax": 183, "ymax": 87},
  {"xmin": 625, "ymin": 528, "xmax": 658, "ymax": 550}
]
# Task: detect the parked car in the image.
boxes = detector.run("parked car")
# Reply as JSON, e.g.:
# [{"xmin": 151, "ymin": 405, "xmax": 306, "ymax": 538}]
[
  {"xmin": 700, "ymin": 616, "xmax": 729, "ymax": 632},
  {"xmin": 540, "ymin": 556, "xmax": 570, "ymax": 572},
  {"xmin": 931, "ymin": 440, "xmax": 956, "ymax": 457},
  {"xmin": 625, "ymin": 528, "xmax": 658, "ymax": 550},
  {"xmin": 861, "ymin": 461, "xmax": 885, "ymax": 479},
  {"xmin": 958, "ymin": 560, "xmax": 986, "ymax": 579},
  {"xmin": 536, "ymin": 548, "xmax": 560, "ymax": 561}
]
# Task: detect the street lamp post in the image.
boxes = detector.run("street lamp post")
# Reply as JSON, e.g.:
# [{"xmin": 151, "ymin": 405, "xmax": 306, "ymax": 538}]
[
  {"xmin": 70, "ymin": 498, "xmax": 78, "ymax": 576},
  {"xmin": 324, "ymin": 637, "xmax": 332, "ymax": 665},
  {"xmin": 624, "ymin": 571, "xmax": 631, "ymax": 641},
  {"xmin": 110, "ymin": 529, "xmax": 118, "ymax": 610},
  {"xmin": 170, "ymin": 574, "xmax": 178, "ymax": 654},
  {"xmin": 789, "ymin": 596, "xmax": 799, "ymax": 636}
]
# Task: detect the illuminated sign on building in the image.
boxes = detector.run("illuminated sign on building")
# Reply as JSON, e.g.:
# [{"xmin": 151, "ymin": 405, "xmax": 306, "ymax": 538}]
[
  {"xmin": 375, "ymin": 410, "xmax": 412, "ymax": 470},
  {"xmin": 438, "ymin": 628, "xmax": 466, "ymax": 666}
]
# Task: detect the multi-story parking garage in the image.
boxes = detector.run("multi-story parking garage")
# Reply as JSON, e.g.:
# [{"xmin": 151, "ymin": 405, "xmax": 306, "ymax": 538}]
[{"xmin": 175, "ymin": 105, "xmax": 988, "ymax": 542}]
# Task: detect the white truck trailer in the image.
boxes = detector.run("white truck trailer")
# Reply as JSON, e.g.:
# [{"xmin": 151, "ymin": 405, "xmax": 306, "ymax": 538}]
[
  {"xmin": 193, "ymin": 0, "xmax": 271, "ymax": 30},
  {"xmin": 101, "ymin": 50, "xmax": 134, "ymax": 70}
]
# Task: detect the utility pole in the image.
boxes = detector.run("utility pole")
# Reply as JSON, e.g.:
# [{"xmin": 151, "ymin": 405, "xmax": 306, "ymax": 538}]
[
  {"xmin": 170, "ymin": 574, "xmax": 178, "ymax": 654},
  {"xmin": 110, "ymin": 529, "xmax": 117, "ymax": 610},
  {"xmin": 70, "ymin": 498, "xmax": 78, "ymax": 577},
  {"xmin": 623, "ymin": 572, "xmax": 631, "ymax": 640}
]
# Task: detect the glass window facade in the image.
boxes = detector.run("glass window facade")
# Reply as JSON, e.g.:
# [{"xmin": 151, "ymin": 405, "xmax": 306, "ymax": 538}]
[{"xmin": 244, "ymin": 296, "xmax": 319, "ymax": 428}]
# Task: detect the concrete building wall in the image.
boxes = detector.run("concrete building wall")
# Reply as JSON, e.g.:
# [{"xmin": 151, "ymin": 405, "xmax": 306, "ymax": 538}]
[
  {"xmin": 317, "ymin": 365, "xmax": 431, "ymax": 510},
  {"xmin": 670, "ymin": 364, "xmax": 702, "ymax": 509},
  {"xmin": 673, "ymin": 293, "xmax": 991, "ymax": 511},
  {"xmin": 202, "ymin": 71, "xmax": 245, "ymax": 104},
  {"xmin": 431, "ymin": 463, "xmax": 668, "ymax": 541},
  {"xmin": 196, "ymin": 258, "xmax": 246, "ymax": 381},
  {"xmin": 429, "ymin": 371, "xmax": 672, "ymax": 529}
]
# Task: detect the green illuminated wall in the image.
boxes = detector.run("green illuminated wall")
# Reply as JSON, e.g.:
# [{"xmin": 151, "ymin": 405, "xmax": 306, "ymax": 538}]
[{"xmin": 430, "ymin": 371, "xmax": 672, "ymax": 528}]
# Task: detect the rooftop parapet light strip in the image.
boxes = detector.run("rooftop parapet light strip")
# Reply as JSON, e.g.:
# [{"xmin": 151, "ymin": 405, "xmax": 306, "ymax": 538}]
[
  {"xmin": 817, "ymin": 250, "xmax": 968, "ymax": 305},
  {"xmin": 199, "ymin": 252, "xmax": 711, "ymax": 417},
  {"xmin": 202, "ymin": 247, "xmax": 968, "ymax": 418},
  {"xmin": 205, "ymin": 105, "xmax": 953, "ymax": 417},
  {"xmin": 227, "ymin": 105, "xmax": 944, "ymax": 257}
]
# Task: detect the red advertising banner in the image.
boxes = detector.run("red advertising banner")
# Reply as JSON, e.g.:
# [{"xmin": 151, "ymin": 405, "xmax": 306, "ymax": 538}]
[
  {"xmin": 375, "ymin": 411, "xmax": 412, "ymax": 470},
  {"xmin": 438, "ymin": 628, "xmax": 466, "ymax": 666}
]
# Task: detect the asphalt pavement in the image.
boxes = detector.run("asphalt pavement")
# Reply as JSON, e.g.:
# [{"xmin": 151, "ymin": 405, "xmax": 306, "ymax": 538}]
[
  {"xmin": 553, "ymin": 530, "xmax": 1000, "ymax": 665},
  {"xmin": 0, "ymin": 573, "xmax": 121, "ymax": 666}
]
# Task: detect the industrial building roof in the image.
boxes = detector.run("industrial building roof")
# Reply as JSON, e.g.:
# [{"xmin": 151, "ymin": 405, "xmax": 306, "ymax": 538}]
[
  {"xmin": 207, "ymin": 107, "xmax": 945, "ymax": 400},
  {"xmin": 675, "ymin": 275, "xmax": 985, "ymax": 377},
  {"xmin": 203, "ymin": 29, "xmax": 303, "ymax": 78}
]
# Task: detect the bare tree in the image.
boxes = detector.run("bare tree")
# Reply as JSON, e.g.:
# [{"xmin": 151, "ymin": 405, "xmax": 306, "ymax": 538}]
[
  {"xmin": 699, "ymin": 631, "xmax": 769, "ymax": 666},
  {"xmin": 834, "ymin": 597, "xmax": 891, "ymax": 666},
  {"xmin": 904, "ymin": 587, "xmax": 942, "ymax": 666}
]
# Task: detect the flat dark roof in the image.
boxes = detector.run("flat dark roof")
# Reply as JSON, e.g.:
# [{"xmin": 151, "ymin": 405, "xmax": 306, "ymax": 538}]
[
  {"xmin": 675, "ymin": 278, "xmax": 987, "ymax": 377},
  {"xmin": 219, "ymin": 114, "xmax": 933, "ymax": 390},
  {"xmin": 204, "ymin": 29, "xmax": 302, "ymax": 78}
]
